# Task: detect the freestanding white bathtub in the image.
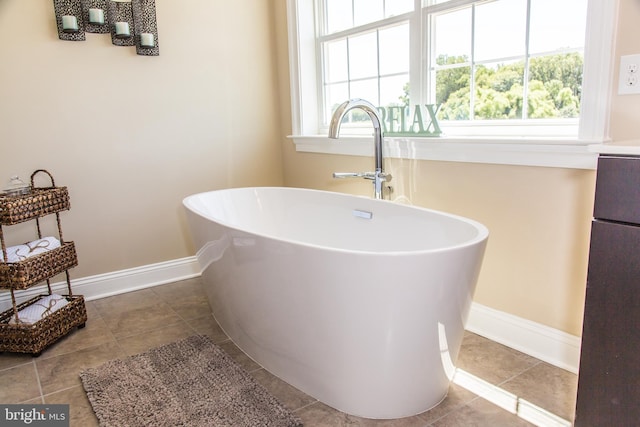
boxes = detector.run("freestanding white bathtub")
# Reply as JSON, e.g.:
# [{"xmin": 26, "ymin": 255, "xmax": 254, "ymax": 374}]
[{"xmin": 183, "ymin": 187, "xmax": 488, "ymax": 419}]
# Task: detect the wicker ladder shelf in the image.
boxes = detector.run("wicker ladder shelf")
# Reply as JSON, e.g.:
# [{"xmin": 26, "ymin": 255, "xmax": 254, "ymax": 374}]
[{"xmin": 0, "ymin": 170, "xmax": 86, "ymax": 356}]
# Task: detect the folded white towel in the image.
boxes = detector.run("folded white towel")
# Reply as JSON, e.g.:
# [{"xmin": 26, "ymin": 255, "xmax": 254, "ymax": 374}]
[
  {"xmin": 0, "ymin": 236, "xmax": 61, "ymax": 263},
  {"xmin": 9, "ymin": 294, "xmax": 69, "ymax": 325}
]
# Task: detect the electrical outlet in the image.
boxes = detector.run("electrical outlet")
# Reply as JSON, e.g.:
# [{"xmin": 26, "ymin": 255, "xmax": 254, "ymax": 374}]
[{"xmin": 619, "ymin": 54, "xmax": 640, "ymax": 95}]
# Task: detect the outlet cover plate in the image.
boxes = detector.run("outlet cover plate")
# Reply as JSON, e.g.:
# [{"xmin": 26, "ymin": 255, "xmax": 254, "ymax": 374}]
[{"xmin": 619, "ymin": 54, "xmax": 640, "ymax": 95}]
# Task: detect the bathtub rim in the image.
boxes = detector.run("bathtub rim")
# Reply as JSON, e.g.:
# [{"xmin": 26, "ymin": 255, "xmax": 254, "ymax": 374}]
[{"xmin": 182, "ymin": 186, "xmax": 489, "ymax": 256}]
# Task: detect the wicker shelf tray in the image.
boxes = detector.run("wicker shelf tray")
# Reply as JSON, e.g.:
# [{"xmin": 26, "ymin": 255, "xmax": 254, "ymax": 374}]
[
  {"xmin": 0, "ymin": 294, "xmax": 87, "ymax": 356},
  {"xmin": 0, "ymin": 170, "xmax": 70, "ymax": 226},
  {"xmin": 0, "ymin": 187, "xmax": 70, "ymax": 225},
  {"xmin": 0, "ymin": 242, "xmax": 78, "ymax": 290}
]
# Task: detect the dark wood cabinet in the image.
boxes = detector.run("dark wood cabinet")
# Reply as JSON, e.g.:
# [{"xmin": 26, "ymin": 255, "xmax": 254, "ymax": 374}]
[
  {"xmin": 575, "ymin": 156, "xmax": 640, "ymax": 426},
  {"xmin": 592, "ymin": 155, "xmax": 640, "ymax": 224}
]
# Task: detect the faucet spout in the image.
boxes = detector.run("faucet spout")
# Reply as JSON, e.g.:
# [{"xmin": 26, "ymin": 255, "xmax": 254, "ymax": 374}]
[{"xmin": 328, "ymin": 98, "xmax": 388, "ymax": 199}]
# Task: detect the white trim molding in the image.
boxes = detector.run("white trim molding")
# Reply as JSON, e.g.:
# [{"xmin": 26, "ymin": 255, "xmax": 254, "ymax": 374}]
[
  {"xmin": 0, "ymin": 256, "xmax": 201, "ymax": 312},
  {"xmin": 453, "ymin": 369, "xmax": 573, "ymax": 426},
  {"xmin": 578, "ymin": 0, "xmax": 619, "ymax": 142},
  {"xmin": 466, "ymin": 302, "xmax": 582, "ymax": 374},
  {"xmin": 292, "ymin": 135, "xmax": 599, "ymax": 169}
]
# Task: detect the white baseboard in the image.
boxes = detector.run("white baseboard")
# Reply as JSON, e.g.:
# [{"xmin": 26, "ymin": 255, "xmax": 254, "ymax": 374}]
[
  {"xmin": 466, "ymin": 303, "xmax": 581, "ymax": 374},
  {"xmin": 453, "ymin": 369, "xmax": 572, "ymax": 427},
  {"xmin": 0, "ymin": 257, "xmax": 581, "ymax": 374},
  {"xmin": 0, "ymin": 256, "xmax": 201, "ymax": 312}
]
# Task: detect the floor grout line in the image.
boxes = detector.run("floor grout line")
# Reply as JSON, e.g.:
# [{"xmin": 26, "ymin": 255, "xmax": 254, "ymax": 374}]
[
  {"xmin": 496, "ymin": 360, "xmax": 544, "ymax": 388},
  {"xmin": 292, "ymin": 400, "xmax": 321, "ymax": 414},
  {"xmin": 0, "ymin": 358, "xmax": 33, "ymax": 373},
  {"xmin": 32, "ymin": 359, "xmax": 45, "ymax": 404}
]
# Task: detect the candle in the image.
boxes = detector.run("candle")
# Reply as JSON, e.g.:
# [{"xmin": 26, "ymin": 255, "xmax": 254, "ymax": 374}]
[
  {"xmin": 140, "ymin": 33, "xmax": 155, "ymax": 48},
  {"xmin": 61, "ymin": 15, "xmax": 79, "ymax": 33},
  {"xmin": 114, "ymin": 21, "xmax": 130, "ymax": 38},
  {"xmin": 88, "ymin": 8, "xmax": 105, "ymax": 25}
]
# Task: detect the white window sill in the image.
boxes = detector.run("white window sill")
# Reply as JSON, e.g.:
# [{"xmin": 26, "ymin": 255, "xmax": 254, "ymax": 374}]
[{"xmin": 290, "ymin": 135, "xmax": 602, "ymax": 170}]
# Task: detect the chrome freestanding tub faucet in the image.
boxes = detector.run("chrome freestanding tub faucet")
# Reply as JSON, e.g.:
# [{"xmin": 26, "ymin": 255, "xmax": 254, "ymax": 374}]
[{"xmin": 328, "ymin": 98, "xmax": 391, "ymax": 200}]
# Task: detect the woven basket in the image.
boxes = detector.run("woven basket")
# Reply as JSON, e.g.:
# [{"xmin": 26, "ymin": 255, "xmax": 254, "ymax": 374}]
[
  {"xmin": 0, "ymin": 242, "xmax": 78, "ymax": 290},
  {"xmin": 0, "ymin": 170, "xmax": 70, "ymax": 225},
  {"xmin": 0, "ymin": 294, "xmax": 87, "ymax": 355}
]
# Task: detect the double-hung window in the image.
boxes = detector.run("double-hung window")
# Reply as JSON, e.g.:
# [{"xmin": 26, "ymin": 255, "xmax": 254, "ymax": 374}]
[{"xmin": 288, "ymin": 0, "xmax": 618, "ymax": 168}]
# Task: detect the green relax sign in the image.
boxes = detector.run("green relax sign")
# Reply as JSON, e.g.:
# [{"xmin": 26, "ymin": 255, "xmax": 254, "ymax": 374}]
[{"xmin": 378, "ymin": 104, "xmax": 442, "ymax": 137}]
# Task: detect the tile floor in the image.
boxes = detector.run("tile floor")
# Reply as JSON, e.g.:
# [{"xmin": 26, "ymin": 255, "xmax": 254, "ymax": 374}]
[{"xmin": 0, "ymin": 278, "xmax": 578, "ymax": 426}]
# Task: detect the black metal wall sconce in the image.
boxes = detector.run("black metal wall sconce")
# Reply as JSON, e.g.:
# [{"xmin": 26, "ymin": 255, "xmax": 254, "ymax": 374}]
[
  {"xmin": 84, "ymin": 0, "xmax": 110, "ymax": 34},
  {"xmin": 53, "ymin": 0, "xmax": 85, "ymax": 41},
  {"xmin": 107, "ymin": 0, "xmax": 135, "ymax": 47},
  {"xmin": 133, "ymin": 0, "xmax": 159, "ymax": 56},
  {"xmin": 53, "ymin": 0, "xmax": 159, "ymax": 56}
]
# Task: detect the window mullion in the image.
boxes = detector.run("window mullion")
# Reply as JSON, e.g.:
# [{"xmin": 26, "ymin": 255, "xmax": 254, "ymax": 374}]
[
  {"xmin": 318, "ymin": 14, "xmax": 412, "ymax": 43},
  {"xmin": 351, "ymin": 0, "xmax": 355, "ymax": 29},
  {"xmin": 522, "ymin": 0, "xmax": 532, "ymax": 120},
  {"xmin": 320, "ymin": 0, "xmax": 327, "ymax": 35},
  {"xmin": 424, "ymin": 0, "xmax": 481, "ymax": 14},
  {"xmin": 316, "ymin": 37, "xmax": 325, "ymax": 127},
  {"xmin": 376, "ymin": 29, "xmax": 381, "ymax": 106},
  {"xmin": 422, "ymin": 6, "xmax": 435, "ymax": 105},
  {"xmin": 316, "ymin": 0, "xmax": 325, "ymax": 128},
  {"xmin": 469, "ymin": 3, "xmax": 476, "ymax": 121},
  {"xmin": 346, "ymin": 36, "xmax": 352, "ymax": 100}
]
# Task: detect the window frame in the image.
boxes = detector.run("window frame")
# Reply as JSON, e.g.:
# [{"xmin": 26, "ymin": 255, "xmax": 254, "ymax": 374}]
[{"xmin": 286, "ymin": 0, "xmax": 618, "ymax": 169}]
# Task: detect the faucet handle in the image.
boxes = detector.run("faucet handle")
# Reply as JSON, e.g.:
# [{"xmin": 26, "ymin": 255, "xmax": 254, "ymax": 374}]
[
  {"xmin": 333, "ymin": 171, "xmax": 391, "ymax": 181},
  {"xmin": 333, "ymin": 172, "xmax": 370, "ymax": 179}
]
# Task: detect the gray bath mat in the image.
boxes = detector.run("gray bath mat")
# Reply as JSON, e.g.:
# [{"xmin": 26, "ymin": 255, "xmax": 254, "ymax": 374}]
[{"xmin": 80, "ymin": 335, "xmax": 302, "ymax": 427}]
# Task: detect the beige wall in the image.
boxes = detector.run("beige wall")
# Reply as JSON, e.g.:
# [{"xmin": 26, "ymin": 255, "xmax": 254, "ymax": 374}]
[
  {"xmin": 277, "ymin": 0, "xmax": 640, "ymax": 337},
  {"xmin": 0, "ymin": 1, "xmax": 284, "ymax": 278}
]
